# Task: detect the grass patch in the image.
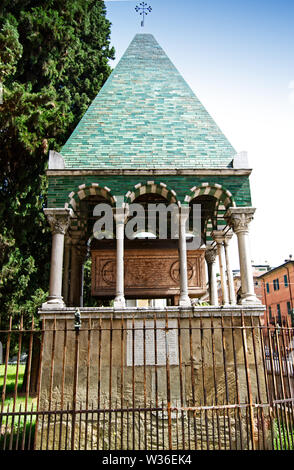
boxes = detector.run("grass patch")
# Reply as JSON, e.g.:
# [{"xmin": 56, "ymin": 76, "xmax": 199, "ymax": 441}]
[
  {"xmin": 0, "ymin": 365, "xmax": 37, "ymax": 449},
  {"xmin": 0, "ymin": 364, "xmax": 37, "ymax": 408},
  {"xmin": 0, "ymin": 364, "xmax": 26, "ymax": 396}
]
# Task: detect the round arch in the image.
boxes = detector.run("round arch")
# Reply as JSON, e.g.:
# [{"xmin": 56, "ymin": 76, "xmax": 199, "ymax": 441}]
[
  {"xmin": 64, "ymin": 183, "xmax": 116, "ymax": 212},
  {"xmin": 184, "ymin": 182, "xmax": 236, "ymax": 209},
  {"xmin": 185, "ymin": 183, "xmax": 236, "ymax": 241},
  {"xmin": 125, "ymin": 181, "xmax": 179, "ymax": 205}
]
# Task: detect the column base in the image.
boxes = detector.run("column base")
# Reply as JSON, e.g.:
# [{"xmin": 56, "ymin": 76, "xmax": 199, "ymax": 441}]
[
  {"xmin": 239, "ymin": 293, "xmax": 261, "ymax": 305},
  {"xmin": 114, "ymin": 296, "xmax": 126, "ymax": 309},
  {"xmin": 179, "ymin": 295, "xmax": 192, "ymax": 308},
  {"xmin": 42, "ymin": 296, "xmax": 65, "ymax": 309}
]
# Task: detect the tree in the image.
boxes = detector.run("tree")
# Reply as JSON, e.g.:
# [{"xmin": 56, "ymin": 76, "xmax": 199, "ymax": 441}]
[{"xmin": 0, "ymin": 1, "xmax": 114, "ymax": 325}]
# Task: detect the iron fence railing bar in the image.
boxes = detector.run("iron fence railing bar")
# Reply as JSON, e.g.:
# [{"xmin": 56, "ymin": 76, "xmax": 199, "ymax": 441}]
[{"xmin": 1, "ymin": 313, "xmax": 294, "ymax": 451}]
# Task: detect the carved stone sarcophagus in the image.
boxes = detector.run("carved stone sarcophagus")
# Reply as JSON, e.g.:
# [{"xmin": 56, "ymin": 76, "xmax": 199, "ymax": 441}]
[{"xmin": 91, "ymin": 241, "xmax": 206, "ymax": 300}]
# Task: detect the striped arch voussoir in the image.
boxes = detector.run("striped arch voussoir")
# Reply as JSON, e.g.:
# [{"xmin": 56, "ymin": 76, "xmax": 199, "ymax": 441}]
[
  {"xmin": 185, "ymin": 183, "xmax": 236, "ymax": 238},
  {"xmin": 64, "ymin": 183, "xmax": 116, "ymax": 212},
  {"xmin": 185, "ymin": 183, "xmax": 236, "ymax": 209},
  {"xmin": 125, "ymin": 182, "xmax": 178, "ymax": 205}
]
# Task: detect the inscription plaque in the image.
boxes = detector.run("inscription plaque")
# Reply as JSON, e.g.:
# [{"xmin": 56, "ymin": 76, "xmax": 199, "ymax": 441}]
[{"xmin": 126, "ymin": 319, "xmax": 179, "ymax": 366}]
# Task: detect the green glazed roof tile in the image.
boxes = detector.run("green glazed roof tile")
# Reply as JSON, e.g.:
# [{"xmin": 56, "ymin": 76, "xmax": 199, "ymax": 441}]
[{"xmin": 60, "ymin": 34, "xmax": 236, "ymax": 169}]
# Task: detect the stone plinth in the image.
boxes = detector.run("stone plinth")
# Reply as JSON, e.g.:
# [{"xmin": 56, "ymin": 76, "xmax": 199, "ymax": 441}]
[{"xmin": 36, "ymin": 305, "xmax": 271, "ymax": 450}]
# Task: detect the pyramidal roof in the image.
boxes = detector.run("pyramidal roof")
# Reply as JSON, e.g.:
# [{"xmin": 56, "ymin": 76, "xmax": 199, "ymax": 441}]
[{"xmin": 60, "ymin": 34, "xmax": 236, "ymax": 169}]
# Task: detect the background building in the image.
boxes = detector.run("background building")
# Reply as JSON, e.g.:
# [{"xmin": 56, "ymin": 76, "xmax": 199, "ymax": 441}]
[
  {"xmin": 233, "ymin": 263, "xmax": 271, "ymax": 305},
  {"xmin": 259, "ymin": 258, "xmax": 294, "ymax": 327}
]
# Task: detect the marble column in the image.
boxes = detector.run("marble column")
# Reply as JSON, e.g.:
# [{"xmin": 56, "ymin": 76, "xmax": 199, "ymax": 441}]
[
  {"xmin": 79, "ymin": 245, "xmax": 88, "ymax": 308},
  {"xmin": 212, "ymin": 230, "xmax": 229, "ymax": 306},
  {"xmin": 178, "ymin": 206, "xmax": 191, "ymax": 307},
  {"xmin": 113, "ymin": 206, "xmax": 128, "ymax": 308},
  {"xmin": 225, "ymin": 207, "xmax": 260, "ymax": 304},
  {"xmin": 205, "ymin": 246, "xmax": 219, "ymax": 306},
  {"xmin": 69, "ymin": 243, "xmax": 79, "ymax": 307},
  {"xmin": 223, "ymin": 230, "xmax": 236, "ymax": 305},
  {"xmin": 62, "ymin": 237, "xmax": 71, "ymax": 305},
  {"xmin": 42, "ymin": 208, "xmax": 72, "ymax": 308},
  {"xmin": 69, "ymin": 235, "xmax": 86, "ymax": 307}
]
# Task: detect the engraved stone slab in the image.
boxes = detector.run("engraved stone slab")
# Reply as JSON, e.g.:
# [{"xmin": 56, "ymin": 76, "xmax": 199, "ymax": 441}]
[
  {"xmin": 126, "ymin": 319, "xmax": 179, "ymax": 366},
  {"xmin": 91, "ymin": 248, "xmax": 206, "ymax": 298}
]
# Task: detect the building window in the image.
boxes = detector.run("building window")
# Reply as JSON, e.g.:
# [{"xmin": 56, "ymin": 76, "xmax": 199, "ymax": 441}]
[
  {"xmin": 269, "ymin": 306, "xmax": 272, "ymax": 319},
  {"xmin": 287, "ymin": 302, "xmax": 294, "ymax": 326},
  {"xmin": 277, "ymin": 304, "xmax": 281, "ymax": 325},
  {"xmin": 284, "ymin": 274, "xmax": 288, "ymax": 287},
  {"xmin": 273, "ymin": 279, "xmax": 280, "ymax": 291},
  {"xmin": 266, "ymin": 282, "xmax": 270, "ymax": 293}
]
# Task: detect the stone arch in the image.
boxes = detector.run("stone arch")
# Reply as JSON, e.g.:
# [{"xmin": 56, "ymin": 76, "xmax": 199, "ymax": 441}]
[
  {"xmin": 125, "ymin": 181, "xmax": 178, "ymax": 205},
  {"xmin": 64, "ymin": 183, "xmax": 116, "ymax": 236},
  {"xmin": 185, "ymin": 183, "xmax": 236, "ymax": 241},
  {"xmin": 64, "ymin": 183, "xmax": 116, "ymax": 212},
  {"xmin": 184, "ymin": 182, "xmax": 236, "ymax": 209}
]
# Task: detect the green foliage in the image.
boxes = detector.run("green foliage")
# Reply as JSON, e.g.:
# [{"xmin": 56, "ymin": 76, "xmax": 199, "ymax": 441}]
[
  {"xmin": 0, "ymin": 1, "xmax": 114, "ymax": 321},
  {"xmin": 0, "ymin": 18, "xmax": 22, "ymax": 80},
  {"xmin": 274, "ymin": 420, "xmax": 294, "ymax": 450}
]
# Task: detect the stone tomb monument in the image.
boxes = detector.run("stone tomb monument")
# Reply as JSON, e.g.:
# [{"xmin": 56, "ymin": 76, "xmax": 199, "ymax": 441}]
[{"xmin": 38, "ymin": 34, "xmax": 268, "ymax": 450}]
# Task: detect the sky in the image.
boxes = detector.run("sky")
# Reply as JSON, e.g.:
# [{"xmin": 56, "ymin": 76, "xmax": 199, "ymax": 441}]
[{"xmin": 104, "ymin": 0, "xmax": 294, "ymax": 270}]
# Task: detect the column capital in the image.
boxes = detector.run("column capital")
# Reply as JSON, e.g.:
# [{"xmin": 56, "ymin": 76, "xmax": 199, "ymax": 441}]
[
  {"xmin": 44, "ymin": 208, "xmax": 73, "ymax": 235},
  {"xmin": 224, "ymin": 207, "xmax": 256, "ymax": 235},
  {"xmin": 211, "ymin": 229, "xmax": 233, "ymax": 245},
  {"xmin": 211, "ymin": 229, "xmax": 226, "ymax": 244},
  {"xmin": 205, "ymin": 246, "xmax": 218, "ymax": 264}
]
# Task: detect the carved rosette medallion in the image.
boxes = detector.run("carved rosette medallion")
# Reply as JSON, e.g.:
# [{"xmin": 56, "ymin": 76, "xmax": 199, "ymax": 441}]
[
  {"xmin": 102, "ymin": 260, "xmax": 116, "ymax": 286},
  {"xmin": 170, "ymin": 260, "xmax": 194, "ymax": 283}
]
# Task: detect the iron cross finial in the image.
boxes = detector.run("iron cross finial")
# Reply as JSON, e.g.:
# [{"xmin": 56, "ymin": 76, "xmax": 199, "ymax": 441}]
[{"xmin": 135, "ymin": 2, "xmax": 152, "ymax": 28}]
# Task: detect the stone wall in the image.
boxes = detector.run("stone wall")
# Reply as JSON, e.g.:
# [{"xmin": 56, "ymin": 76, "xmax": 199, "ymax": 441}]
[{"xmin": 36, "ymin": 306, "xmax": 271, "ymax": 450}]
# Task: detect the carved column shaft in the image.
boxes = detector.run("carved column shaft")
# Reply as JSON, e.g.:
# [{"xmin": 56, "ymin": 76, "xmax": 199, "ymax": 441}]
[
  {"xmin": 205, "ymin": 246, "xmax": 219, "ymax": 306},
  {"xmin": 69, "ymin": 238, "xmax": 87, "ymax": 307},
  {"xmin": 62, "ymin": 238, "xmax": 71, "ymax": 305},
  {"xmin": 178, "ymin": 206, "xmax": 191, "ymax": 307},
  {"xmin": 212, "ymin": 230, "xmax": 229, "ymax": 306},
  {"xmin": 223, "ymin": 231, "xmax": 236, "ymax": 305},
  {"xmin": 43, "ymin": 208, "xmax": 72, "ymax": 307},
  {"xmin": 113, "ymin": 206, "xmax": 128, "ymax": 308},
  {"xmin": 70, "ymin": 244, "xmax": 79, "ymax": 306},
  {"xmin": 225, "ymin": 207, "xmax": 260, "ymax": 304}
]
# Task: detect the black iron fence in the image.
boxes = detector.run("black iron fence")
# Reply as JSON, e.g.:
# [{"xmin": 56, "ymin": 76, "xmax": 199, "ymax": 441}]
[{"xmin": 0, "ymin": 310, "xmax": 293, "ymax": 450}]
